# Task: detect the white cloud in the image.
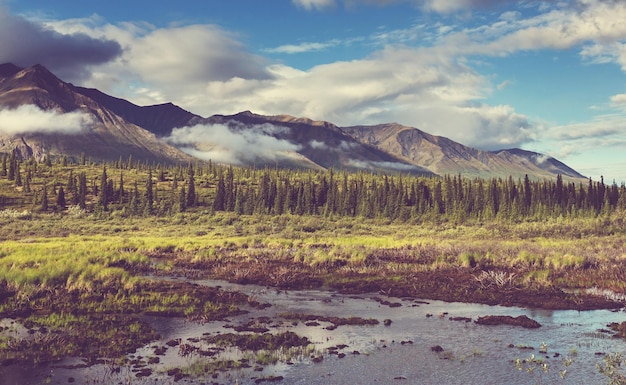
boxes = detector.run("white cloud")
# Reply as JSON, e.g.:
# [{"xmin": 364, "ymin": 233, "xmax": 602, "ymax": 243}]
[
  {"xmin": 165, "ymin": 122, "xmax": 301, "ymax": 165},
  {"xmin": 293, "ymin": 0, "xmax": 336, "ymax": 10},
  {"xmin": 0, "ymin": 105, "xmax": 93, "ymax": 135},
  {"xmin": 610, "ymin": 94, "xmax": 626, "ymax": 109},
  {"xmin": 265, "ymin": 40, "xmax": 341, "ymax": 54}
]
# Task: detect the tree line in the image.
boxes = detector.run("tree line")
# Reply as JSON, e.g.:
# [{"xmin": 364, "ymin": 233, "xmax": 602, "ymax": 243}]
[{"xmin": 1, "ymin": 151, "xmax": 625, "ymax": 222}]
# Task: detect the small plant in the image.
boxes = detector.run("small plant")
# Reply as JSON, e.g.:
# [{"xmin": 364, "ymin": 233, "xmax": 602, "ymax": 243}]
[
  {"xmin": 474, "ymin": 270, "xmax": 517, "ymax": 289},
  {"xmin": 597, "ymin": 353, "xmax": 626, "ymax": 385},
  {"xmin": 515, "ymin": 345, "xmax": 574, "ymax": 385}
]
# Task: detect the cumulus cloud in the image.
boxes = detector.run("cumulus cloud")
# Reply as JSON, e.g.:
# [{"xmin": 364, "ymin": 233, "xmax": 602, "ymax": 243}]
[
  {"xmin": 0, "ymin": 105, "xmax": 93, "ymax": 135},
  {"xmin": 45, "ymin": 17, "xmax": 273, "ymax": 107},
  {"xmin": 164, "ymin": 122, "xmax": 301, "ymax": 165},
  {"xmin": 610, "ymin": 94, "xmax": 626, "ymax": 109},
  {"xmin": 0, "ymin": 8, "xmax": 121, "ymax": 82}
]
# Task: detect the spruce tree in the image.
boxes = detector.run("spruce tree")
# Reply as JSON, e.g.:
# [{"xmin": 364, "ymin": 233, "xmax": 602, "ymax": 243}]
[
  {"xmin": 186, "ymin": 169, "xmax": 196, "ymax": 208},
  {"xmin": 24, "ymin": 170, "xmax": 31, "ymax": 193},
  {"xmin": 8, "ymin": 151, "xmax": 16, "ymax": 181},
  {"xmin": 14, "ymin": 163, "xmax": 22, "ymax": 187},
  {"xmin": 40, "ymin": 185, "xmax": 49, "ymax": 212},
  {"xmin": 213, "ymin": 170, "xmax": 225, "ymax": 211},
  {"xmin": 77, "ymin": 172, "xmax": 87, "ymax": 209},
  {"xmin": 179, "ymin": 186, "xmax": 187, "ymax": 212},
  {"xmin": 56, "ymin": 186, "xmax": 66, "ymax": 209},
  {"xmin": 1, "ymin": 154, "xmax": 6, "ymax": 177},
  {"xmin": 98, "ymin": 166, "xmax": 109, "ymax": 211},
  {"xmin": 144, "ymin": 169, "xmax": 154, "ymax": 215},
  {"xmin": 118, "ymin": 172, "xmax": 125, "ymax": 204}
]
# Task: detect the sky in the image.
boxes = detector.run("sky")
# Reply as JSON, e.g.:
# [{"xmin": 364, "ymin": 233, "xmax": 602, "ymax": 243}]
[{"xmin": 1, "ymin": 0, "xmax": 626, "ymax": 183}]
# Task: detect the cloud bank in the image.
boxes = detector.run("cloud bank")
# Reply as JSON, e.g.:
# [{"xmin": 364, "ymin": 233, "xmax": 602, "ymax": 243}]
[
  {"xmin": 0, "ymin": 105, "xmax": 93, "ymax": 135},
  {"xmin": 0, "ymin": 8, "xmax": 121, "ymax": 81},
  {"xmin": 165, "ymin": 122, "xmax": 301, "ymax": 165}
]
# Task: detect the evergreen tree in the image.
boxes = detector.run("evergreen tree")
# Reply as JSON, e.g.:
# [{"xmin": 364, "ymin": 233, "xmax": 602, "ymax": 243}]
[
  {"xmin": 98, "ymin": 166, "xmax": 109, "ymax": 211},
  {"xmin": 7, "ymin": 150, "xmax": 16, "ymax": 181},
  {"xmin": 77, "ymin": 172, "xmax": 88, "ymax": 209},
  {"xmin": 118, "ymin": 172, "xmax": 125, "ymax": 204},
  {"xmin": 0, "ymin": 153, "xmax": 6, "ymax": 177},
  {"xmin": 56, "ymin": 186, "xmax": 66, "ymax": 209},
  {"xmin": 14, "ymin": 162, "xmax": 22, "ymax": 187},
  {"xmin": 24, "ymin": 170, "xmax": 31, "ymax": 193},
  {"xmin": 40, "ymin": 185, "xmax": 49, "ymax": 212},
  {"xmin": 179, "ymin": 186, "xmax": 187, "ymax": 212},
  {"xmin": 144, "ymin": 169, "xmax": 154, "ymax": 215},
  {"xmin": 213, "ymin": 170, "xmax": 225, "ymax": 211},
  {"xmin": 186, "ymin": 165, "xmax": 196, "ymax": 208}
]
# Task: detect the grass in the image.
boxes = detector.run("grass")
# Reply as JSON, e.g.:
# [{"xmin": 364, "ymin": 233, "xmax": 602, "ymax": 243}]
[{"xmin": 1, "ymin": 210, "xmax": 626, "ymax": 367}]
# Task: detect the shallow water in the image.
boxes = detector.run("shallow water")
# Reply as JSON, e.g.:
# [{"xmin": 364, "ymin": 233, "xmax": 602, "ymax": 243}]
[{"xmin": 2, "ymin": 278, "xmax": 625, "ymax": 385}]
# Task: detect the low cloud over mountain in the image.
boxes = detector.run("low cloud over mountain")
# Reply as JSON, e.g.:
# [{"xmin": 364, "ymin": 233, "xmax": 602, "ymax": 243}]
[
  {"xmin": 165, "ymin": 122, "xmax": 302, "ymax": 165},
  {"xmin": 0, "ymin": 105, "xmax": 93, "ymax": 135}
]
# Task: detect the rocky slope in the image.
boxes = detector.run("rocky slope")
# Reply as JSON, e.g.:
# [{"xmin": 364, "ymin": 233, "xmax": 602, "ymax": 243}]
[{"xmin": 342, "ymin": 123, "xmax": 585, "ymax": 180}]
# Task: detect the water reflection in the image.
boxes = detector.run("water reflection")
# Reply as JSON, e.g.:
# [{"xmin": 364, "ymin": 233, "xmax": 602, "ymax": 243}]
[{"xmin": 2, "ymin": 278, "xmax": 624, "ymax": 385}]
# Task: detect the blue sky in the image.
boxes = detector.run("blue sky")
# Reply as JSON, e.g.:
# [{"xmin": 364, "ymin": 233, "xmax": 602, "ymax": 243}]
[{"xmin": 1, "ymin": 0, "xmax": 626, "ymax": 182}]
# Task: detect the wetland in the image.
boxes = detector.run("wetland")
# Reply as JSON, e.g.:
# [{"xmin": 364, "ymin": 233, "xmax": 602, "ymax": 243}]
[{"xmin": 1, "ymin": 212, "xmax": 626, "ymax": 384}]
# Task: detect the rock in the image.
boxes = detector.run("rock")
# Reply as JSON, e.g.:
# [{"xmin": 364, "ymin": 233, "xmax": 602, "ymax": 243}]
[
  {"xmin": 384, "ymin": 319, "xmax": 393, "ymax": 326},
  {"xmin": 475, "ymin": 315, "xmax": 541, "ymax": 329},
  {"xmin": 431, "ymin": 345, "xmax": 444, "ymax": 352}
]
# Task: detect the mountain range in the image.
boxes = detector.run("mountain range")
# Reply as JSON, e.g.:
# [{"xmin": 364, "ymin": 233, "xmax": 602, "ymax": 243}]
[{"xmin": 0, "ymin": 63, "xmax": 585, "ymax": 180}]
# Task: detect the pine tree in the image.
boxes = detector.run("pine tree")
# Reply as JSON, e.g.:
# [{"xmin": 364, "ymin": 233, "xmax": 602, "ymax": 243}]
[
  {"xmin": 179, "ymin": 186, "xmax": 187, "ymax": 212},
  {"xmin": 186, "ymin": 165, "xmax": 196, "ymax": 208},
  {"xmin": 118, "ymin": 172, "xmax": 125, "ymax": 204},
  {"xmin": 56, "ymin": 186, "xmax": 66, "ymax": 209},
  {"xmin": 7, "ymin": 150, "xmax": 16, "ymax": 181},
  {"xmin": 144, "ymin": 169, "xmax": 154, "ymax": 215},
  {"xmin": 24, "ymin": 170, "xmax": 31, "ymax": 193},
  {"xmin": 98, "ymin": 166, "xmax": 109, "ymax": 211},
  {"xmin": 0, "ymin": 153, "xmax": 6, "ymax": 177},
  {"xmin": 213, "ymin": 170, "xmax": 225, "ymax": 211},
  {"xmin": 40, "ymin": 185, "xmax": 49, "ymax": 212},
  {"xmin": 77, "ymin": 172, "xmax": 87, "ymax": 209},
  {"xmin": 14, "ymin": 162, "xmax": 22, "ymax": 187}
]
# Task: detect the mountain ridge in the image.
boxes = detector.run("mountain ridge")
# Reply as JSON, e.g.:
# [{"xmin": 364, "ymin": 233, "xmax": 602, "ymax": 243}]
[{"xmin": 0, "ymin": 63, "xmax": 586, "ymax": 180}]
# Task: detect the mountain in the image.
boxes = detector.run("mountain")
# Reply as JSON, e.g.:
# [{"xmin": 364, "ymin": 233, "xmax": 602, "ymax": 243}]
[
  {"xmin": 0, "ymin": 63, "xmax": 585, "ymax": 180},
  {"xmin": 341, "ymin": 123, "xmax": 585, "ymax": 180},
  {"xmin": 194, "ymin": 111, "xmax": 434, "ymax": 175},
  {"xmin": 0, "ymin": 64, "xmax": 192, "ymax": 164}
]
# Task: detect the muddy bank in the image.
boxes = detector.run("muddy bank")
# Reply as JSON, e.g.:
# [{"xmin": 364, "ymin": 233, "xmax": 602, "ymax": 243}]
[{"xmin": 152, "ymin": 254, "xmax": 623, "ymax": 311}]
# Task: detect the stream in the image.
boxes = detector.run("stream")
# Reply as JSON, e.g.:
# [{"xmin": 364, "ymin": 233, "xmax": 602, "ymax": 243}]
[{"xmin": 2, "ymin": 277, "xmax": 625, "ymax": 385}]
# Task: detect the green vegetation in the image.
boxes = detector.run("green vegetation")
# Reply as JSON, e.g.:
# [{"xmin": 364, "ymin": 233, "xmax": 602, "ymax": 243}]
[{"xmin": 1, "ymin": 152, "xmax": 626, "ymax": 369}]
